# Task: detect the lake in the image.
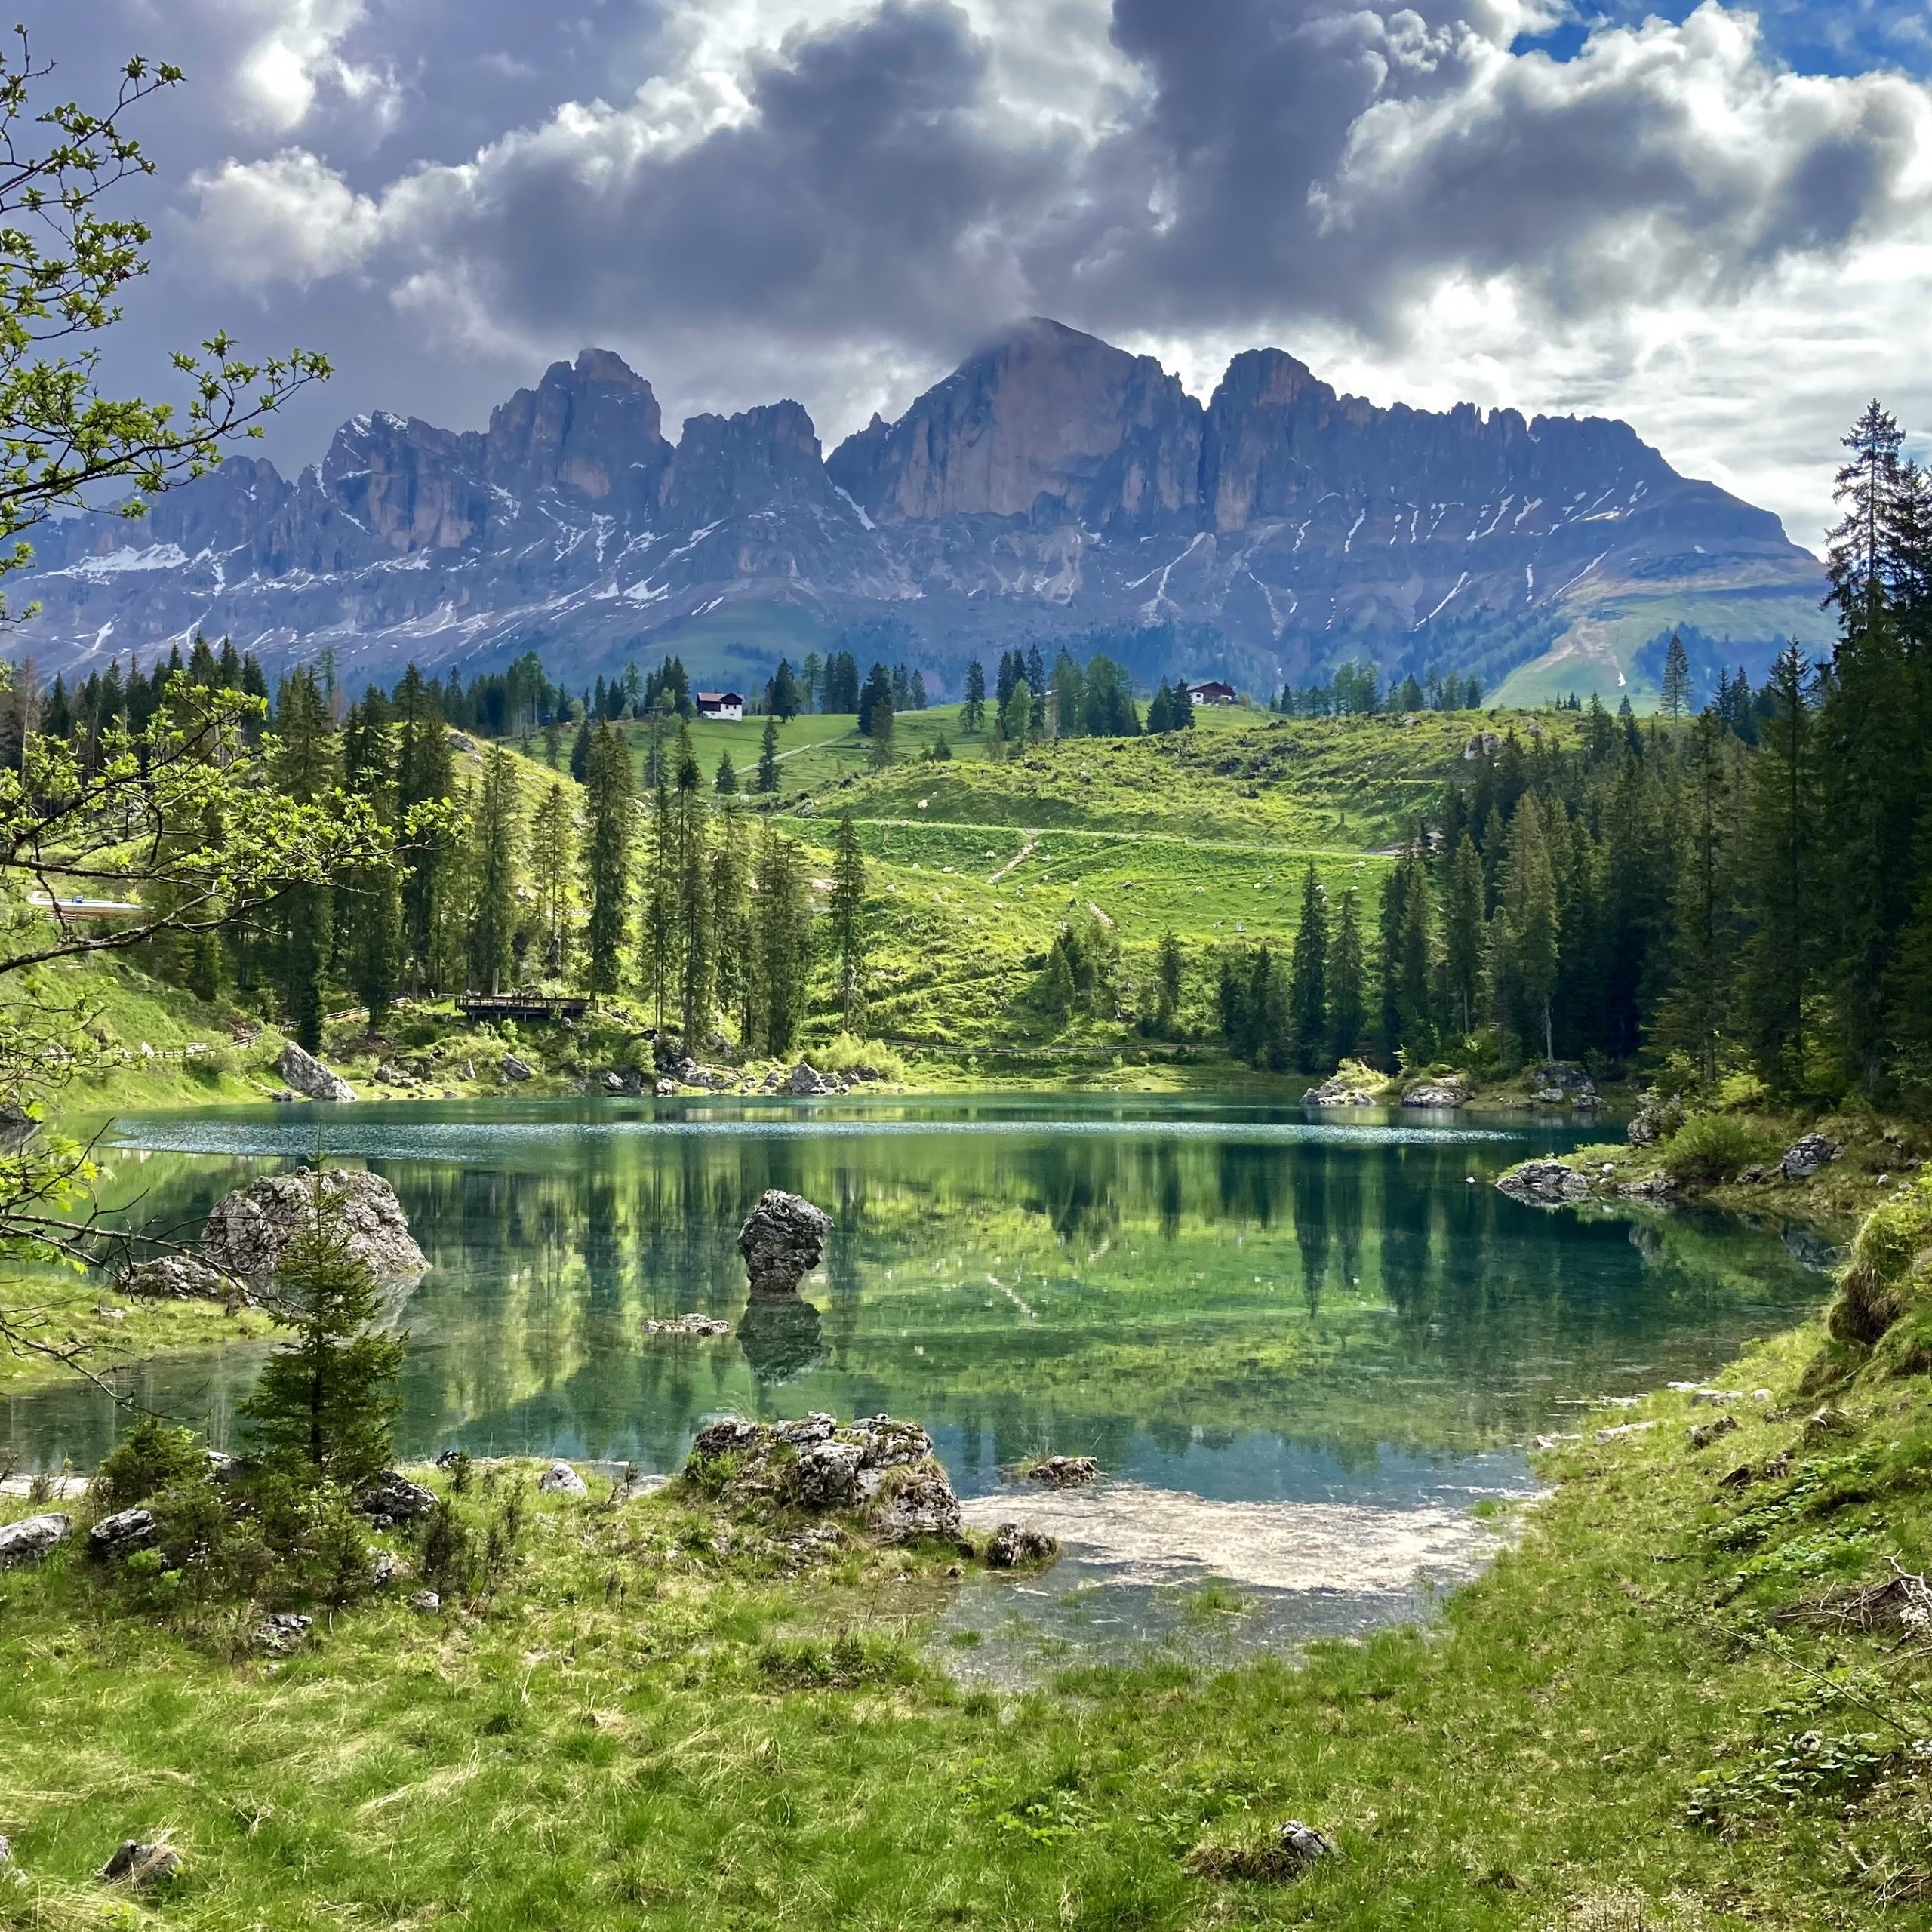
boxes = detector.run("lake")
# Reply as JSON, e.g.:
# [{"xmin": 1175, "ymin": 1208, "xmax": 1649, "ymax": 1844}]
[{"xmin": 4, "ymin": 1094, "xmax": 1828, "ymax": 1658}]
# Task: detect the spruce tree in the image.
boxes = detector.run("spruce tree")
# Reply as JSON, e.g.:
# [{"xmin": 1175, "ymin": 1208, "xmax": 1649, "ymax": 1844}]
[
  {"xmin": 569, "ymin": 715, "xmax": 592, "ymax": 783},
  {"xmin": 1655, "ymin": 709, "xmax": 1739, "ymax": 1084},
  {"xmin": 756, "ymin": 715, "xmax": 781, "ymax": 793},
  {"xmin": 752, "ymin": 823, "xmax": 811, "ymax": 1055},
  {"xmin": 869, "ymin": 691, "xmax": 896, "ymax": 768},
  {"xmin": 1443, "ymin": 832, "xmax": 1485, "ymax": 1038},
  {"xmin": 1660, "ymin": 632, "xmax": 1692, "ymax": 721},
  {"xmin": 467, "ymin": 746, "xmax": 525, "ymax": 995},
  {"xmin": 583, "ymin": 723, "xmax": 634, "ymax": 997},
  {"xmin": 672, "ymin": 724, "xmax": 713, "ymax": 1045},
  {"xmin": 1286, "ymin": 862, "xmax": 1328, "ymax": 1071},
  {"xmin": 530, "ymin": 779, "xmax": 576, "ymax": 980},
  {"xmin": 395, "ymin": 666, "xmax": 454, "ymax": 996},
  {"xmin": 1500, "ymin": 801, "xmax": 1559, "ymax": 1062},
  {"xmin": 962, "ymin": 659, "xmax": 986, "ymax": 734},
  {"xmin": 1327, "ymin": 889, "xmax": 1367, "ymax": 1061},
  {"xmin": 239, "ymin": 1186, "xmax": 405, "ymax": 1487},
  {"xmin": 1054, "ymin": 650, "xmax": 1082, "ymax": 737},
  {"xmin": 829, "ymin": 813, "xmax": 869, "ymax": 1034},
  {"xmin": 640, "ymin": 772, "xmax": 678, "ymax": 1029},
  {"xmin": 341, "ymin": 687, "xmax": 401, "ymax": 1029},
  {"xmin": 272, "ymin": 667, "xmax": 340, "ymax": 1047},
  {"xmin": 1155, "ymin": 931, "xmax": 1183, "ymax": 1038},
  {"xmin": 711, "ymin": 797, "xmax": 752, "ymax": 1045},
  {"xmin": 715, "ymin": 749, "xmax": 738, "ymax": 794}
]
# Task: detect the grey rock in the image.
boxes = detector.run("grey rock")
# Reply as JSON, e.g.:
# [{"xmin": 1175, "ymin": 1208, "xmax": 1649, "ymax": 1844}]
[
  {"xmin": 1024, "ymin": 1454, "xmax": 1100, "ymax": 1490},
  {"xmin": 787, "ymin": 1060, "xmax": 835, "ymax": 1097},
  {"xmin": 251, "ymin": 1611, "xmax": 312, "ymax": 1654},
  {"xmin": 737, "ymin": 1189, "xmax": 832, "ymax": 1297},
  {"xmin": 1303, "ymin": 1074, "xmax": 1379, "ymax": 1107},
  {"xmin": 537, "ymin": 1460, "xmax": 588, "ymax": 1496},
  {"xmin": 1275, "ymin": 1820, "xmax": 1340, "ymax": 1867},
  {"xmin": 1530, "ymin": 1060, "xmax": 1596, "ymax": 1099},
  {"xmin": 985, "ymin": 1521, "xmax": 1057, "ymax": 1567},
  {"xmin": 643, "ymin": 1312, "xmax": 731, "ymax": 1337},
  {"xmin": 409, "ymin": 1589, "xmax": 441, "ymax": 1612},
  {"xmin": 654, "ymin": 1077, "xmax": 678, "ymax": 1097},
  {"xmin": 602, "ymin": 1071, "xmax": 625, "ymax": 1093},
  {"xmin": 202, "ymin": 1165, "xmax": 427, "ymax": 1284},
  {"xmin": 1688, "ymin": 1414, "xmax": 1739, "ymax": 1451},
  {"xmin": 1400, "ymin": 1072, "xmax": 1470, "ymax": 1108},
  {"xmin": 867, "ymin": 1473, "xmax": 964, "ymax": 1546},
  {"xmin": 119, "ymin": 1254, "xmax": 231, "ymax": 1301},
  {"xmin": 0, "ymin": 1512, "xmax": 71, "ymax": 1569},
  {"xmin": 791, "ymin": 1439, "xmax": 866, "ymax": 1510},
  {"xmin": 277, "ymin": 1039, "xmax": 355, "ymax": 1103},
  {"xmin": 373, "ymin": 1061, "xmax": 413, "ymax": 1085},
  {"xmin": 1627, "ymin": 1093, "xmax": 1686, "ymax": 1147},
  {"xmin": 1496, "ymin": 1158, "xmax": 1593, "ymax": 1206},
  {"xmin": 88, "ymin": 1508, "xmax": 158, "ymax": 1558},
  {"xmin": 371, "ymin": 1551, "xmax": 398, "ymax": 1586},
  {"xmin": 1780, "ymin": 1132, "xmax": 1841, "ymax": 1182},
  {"xmin": 205, "ymin": 1450, "xmax": 242, "ymax": 1484},
  {"xmin": 0, "ymin": 1833, "xmax": 9, "ymax": 1863},
  {"xmin": 355, "ymin": 1471, "xmax": 437, "ymax": 1527},
  {"xmin": 500, "ymin": 1054, "xmax": 533, "ymax": 1082},
  {"xmin": 1463, "ymin": 731, "xmax": 1503, "ymax": 761},
  {"xmin": 100, "ymin": 1841, "xmax": 180, "ymax": 1887}
]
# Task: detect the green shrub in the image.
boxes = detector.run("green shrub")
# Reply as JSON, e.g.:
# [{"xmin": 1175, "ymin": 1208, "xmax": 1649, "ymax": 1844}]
[
  {"xmin": 1660, "ymin": 1112, "xmax": 1767, "ymax": 1185},
  {"xmin": 93, "ymin": 1417, "xmax": 208, "ymax": 1512},
  {"xmin": 811, "ymin": 1032, "xmax": 907, "ymax": 1081},
  {"xmin": 1832, "ymin": 1172, "xmax": 1932, "ymax": 1346}
]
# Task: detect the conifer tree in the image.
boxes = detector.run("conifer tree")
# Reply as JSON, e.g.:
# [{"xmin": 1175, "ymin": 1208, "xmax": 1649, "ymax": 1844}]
[
  {"xmin": 468, "ymin": 746, "xmax": 525, "ymax": 995},
  {"xmin": 569, "ymin": 715, "xmax": 592, "ymax": 783},
  {"xmin": 1443, "ymin": 832, "xmax": 1485, "ymax": 1037},
  {"xmin": 1499, "ymin": 800, "xmax": 1559, "ymax": 1061},
  {"xmin": 829, "ymin": 813, "xmax": 869, "ymax": 1034},
  {"xmin": 756, "ymin": 715, "xmax": 781, "ymax": 793},
  {"xmin": 869, "ymin": 689, "xmax": 896, "ymax": 768},
  {"xmin": 672, "ymin": 724, "xmax": 713, "ymax": 1044},
  {"xmin": 395, "ymin": 665, "xmax": 454, "ymax": 995},
  {"xmin": 341, "ymin": 686, "xmax": 401, "ymax": 1028},
  {"xmin": 1327, "ymin": 889, "xmax": 1366, "ymax": 1062},
  {"xmin": 1054, "ymin": 650, "xmax": 1082, "ymax": 737},
  {"xmin": 1286, "ymin": 862, "xmax": 1328, "ymax": 1071},
  {"xmin": 530, "ymin": 779, "xmax": 575, "ymax": 980},
  {"xmin": 962, "ymin": 659, "xmax": 986, "ymax": 734},
  {"xmin": 1154, "ymin": 931, "xmax": 1183, "ymax": 1038},
  {"xmin": 752, "ymin": 823, "xmax": 811, "ymax": 1054},
  {"xmin": 711, "ymin": 796, "xmax": 752, "ymax": 1044},
  {"xmin": 272, "ymin": 666, "xmax": 340, "ymax": 1046},
  {"xmin": 239, "ymin": 1189, "xmax": 405, "ymax": 1487},
  {"xmin": 715, "ymin": 749, "xmax": 738, "ymax": 794},
  {"xmin": 583, "ymin": 722, "xmax": 634, "ymax": 997},
  {"xmin": 1655, "ymin": 709, "xmax": 1739, "ymax": 1084},
  {"xmin": 640, "ymin": 772, "xmax": 677, "ymax": 1029},
  {"xmin": 1659, "ymin": 632, "xmax": 1692, "ymax": 721},
  {"xmin": 1376, "ymin": 860, "xmax": 1409, "ymax": 1064}
]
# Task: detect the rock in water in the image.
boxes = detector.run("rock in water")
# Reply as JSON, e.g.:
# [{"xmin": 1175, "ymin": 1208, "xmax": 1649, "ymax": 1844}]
[
  {"xmin": 985, "ymin": 1521, "xmax": 1057, "ymax": 1567},
  {"xmin": 737, "ymin": 1189, "xmax": 832, "ymax": 1297},
  {"xmin": 278, "ymin": 1040, "xmax": 355, "ymax": 1102},
  {"xmin": 1400, "ymin": 1072, "xmax": 1471, "ymax": 1108},
  {"xmin": 1495, "ymin": 1159, "xmax": 1593, "ymax": 1206},
  {"xmin": 1780, "ymin": 1132, "xmax": 1841, "ymax": 1181},
  {"xmin": 1303, "ymin": 1073, "xmax": 1380, "ymax": 1107},
  {"xmin": 0, "ymin": 1512, "xmax": 70, "ymax": 1569},
  {"xmin": 1024, "ymin": 1454, "xmax": 1100, "ymax": 1490},
  {"xmin": 201, "ymin": 1166, "xmax": 427, "ymax": 1284}
]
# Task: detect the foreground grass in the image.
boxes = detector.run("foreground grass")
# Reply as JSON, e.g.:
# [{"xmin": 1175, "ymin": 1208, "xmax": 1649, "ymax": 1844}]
[{"xmin": 3, "ymin": 1309, "xmax": 1928, "ymax": 1930}]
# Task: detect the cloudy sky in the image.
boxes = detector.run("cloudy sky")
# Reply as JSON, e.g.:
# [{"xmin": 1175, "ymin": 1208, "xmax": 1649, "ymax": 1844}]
[{"xmin": 32, "ymin": 1, "xmax": 1932, "ymax": 549}]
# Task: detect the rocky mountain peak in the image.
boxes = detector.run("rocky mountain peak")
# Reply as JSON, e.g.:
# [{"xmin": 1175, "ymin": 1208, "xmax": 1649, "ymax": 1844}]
[
  {"xmin": 829, "ymin": 316, "xmax": 1201, "ymax": 530},
  {"xmin": 485, "ymin": 346, "xmax": 668, "ymax": 506}
]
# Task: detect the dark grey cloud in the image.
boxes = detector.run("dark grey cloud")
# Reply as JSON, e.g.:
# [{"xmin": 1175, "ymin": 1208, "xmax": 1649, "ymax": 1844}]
[{"xmin": 8, "ymin": 0, "xmax": 1930, "ymax": 541}]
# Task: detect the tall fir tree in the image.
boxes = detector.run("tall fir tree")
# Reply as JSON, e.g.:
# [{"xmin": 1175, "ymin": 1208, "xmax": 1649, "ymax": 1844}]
[
  {"xmin": 672, "ymin": 724, "xmax": 713, "ymax": 1044},
  {"xmin": 1286, "ymin": 862, "xmax": 1328, "ymax": 1071},
  {"xmin": 467, "ymin": 746, "xmax": 525, "ymax": 995},
  {"xmin": 752, "ymin": 823, "xmax": 811, "ymax": 1054},
  {"xmin": 394, "ymin": 665, "xmax": 454, "ymax": 996},
  {"xmin": 756, "ymin": 715, "xmax": 781, "ymax": 793},
  {"xmin": 1327, "ymin": 889, "xmax": 1367, "ymax": 1062},
  {"xmin": 828, "ymin": 813, "xmax": 869, "ymax": 1035},
  {"xmin": 529, "ymin": 780, "xmax": 576, "ymax": 981},
  {"xmin": 583, "ymin": 722, "xmax": 635, "ymax": 997}
]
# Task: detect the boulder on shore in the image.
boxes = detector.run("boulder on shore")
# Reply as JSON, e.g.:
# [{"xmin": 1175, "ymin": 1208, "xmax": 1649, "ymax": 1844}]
[
  {"xmin": 1303, "ymin": 1073, "xmax": 1380, "ymax": 1107},
  {"xmin": 788, "ymin": 1060, "xmax": 835, "ymax": 1097},
  {"xmin": 118, "ymin": 1254, "xmax": 234, "ymax": 1302},
  {"xmin": 0, "ymin": 1512, "xmax": 70, "ymax": 1569},
  {"xmin": 1781, "ymin": 1132, "xmax": 1841, "ymax": 1182},
  {"xmin": 1400, "ymin": 1072, "xmax": 1471, "ymax": 1109},
  {"xmin": 278, "ymin": 1040, "xmax": 355, "ymax": 1103},
  {"xmin": 686, "ymin": 1411, "xmax": 964, "ymax": 1543},
  {"xmin": 89, "ymin": 1508, "xmax": 158, "ymax": 1559},
  {"xmin": 737, "ymin": 1189, "xmax": 832, "ymax": 1297},
  {"xmin": 202, "ymin": 1166, "xmax": 427, "ymax": 1285}
]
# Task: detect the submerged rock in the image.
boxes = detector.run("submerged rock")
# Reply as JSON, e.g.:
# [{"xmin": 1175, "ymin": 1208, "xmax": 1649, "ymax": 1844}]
[
  {"xmin": 0, "ymin": 1512, "xmax": 70, "ymax": 1569},
  {"xmin": 737, "ymin": 1190, "xmax": 832, "ymax": 1297},
  {"xmin": 737, "ymin": 1295, "xmax": 826, "ymax": 1385},
  {"xmin": 643, "ymin": 1312, "xmax": 731, "ymax": 1337},
  {"xmin": 278, "ymin": 1040, "xmax": 355, "ymax": 1103},
  {"xmin": 202, "ymin": 1166, "xmax": 427, "ymax": 1285}
]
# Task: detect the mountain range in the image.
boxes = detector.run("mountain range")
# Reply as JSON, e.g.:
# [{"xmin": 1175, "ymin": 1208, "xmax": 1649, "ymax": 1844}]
[{"xmin": 12, "ymin": 318, "xmax": 1831, "ymax": 704}]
